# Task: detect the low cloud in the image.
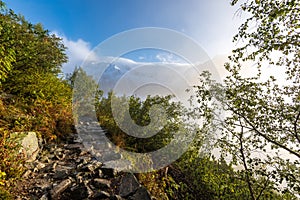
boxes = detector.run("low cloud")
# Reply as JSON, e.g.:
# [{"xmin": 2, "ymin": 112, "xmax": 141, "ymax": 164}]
[
  {"xmin": 53, "ymin": 30, "xmax": 232, "ymax": 90},
  {"xmin": 53, "ymin": 31, "xmax": 231, "ymax": 81}
]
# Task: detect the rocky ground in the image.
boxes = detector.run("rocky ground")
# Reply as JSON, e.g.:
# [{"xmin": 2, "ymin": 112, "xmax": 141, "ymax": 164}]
[{"xmin": 12, "ymin": 122, "xmax": 153, "ymax": 200}]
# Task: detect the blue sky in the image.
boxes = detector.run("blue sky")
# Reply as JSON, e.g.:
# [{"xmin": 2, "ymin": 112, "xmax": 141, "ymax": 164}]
[{"xmin": 4, "ymin": 0, "xmax": 244, "ymax": 73}]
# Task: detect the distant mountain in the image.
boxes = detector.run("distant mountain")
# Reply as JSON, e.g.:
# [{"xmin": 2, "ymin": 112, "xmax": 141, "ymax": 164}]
[{"xmin": 80, "ymin": 56, "xmax": 223, "ymax": 101}]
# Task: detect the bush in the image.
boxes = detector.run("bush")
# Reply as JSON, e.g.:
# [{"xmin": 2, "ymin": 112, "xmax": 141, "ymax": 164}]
[
  {"xmin": 0, "ymin": 129, "xmax": 25, "ymax": 196},
  {"xmin": 29, "ymin": 98, "xmax": 73, "ymax": 141}
]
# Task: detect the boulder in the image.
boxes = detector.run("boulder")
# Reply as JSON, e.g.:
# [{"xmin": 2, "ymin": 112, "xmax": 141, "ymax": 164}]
[
  {"xmin": 11, "ymin": 132, "xmax": 39, "ymax": 162},
  {"xmin": 119, "ymin": 173, "xmax": 140, "ymax": 197}
]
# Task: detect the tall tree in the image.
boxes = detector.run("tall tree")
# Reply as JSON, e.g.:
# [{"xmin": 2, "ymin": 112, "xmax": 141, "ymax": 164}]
[{"xmin": 195, "ymin": 0, "xmax": 299, "ymax": 198}]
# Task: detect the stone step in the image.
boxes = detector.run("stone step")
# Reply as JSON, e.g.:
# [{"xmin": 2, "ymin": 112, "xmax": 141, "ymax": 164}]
[
  {"xmin": 76, "ymin": 121, "xmax": 132, "ymax": 172},
  {"xmin": 79, "ymin": 134, "xmax": 106, "ymax": 142},
  {"xmin": 97, "ymin": 151, "xmax": 122, "ymax": 162},
  {"xmin": 103, "ymin": 159, "xmax": 132, "ymax": 171},
  {"xmin": 77, "ymin": 129, "xmax": 106, "ymax": 135}
]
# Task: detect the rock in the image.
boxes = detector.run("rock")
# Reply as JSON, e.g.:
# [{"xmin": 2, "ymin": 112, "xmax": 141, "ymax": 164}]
[
  {"xmin": 86, "ymin": 160, "xmax": 103, "ymax": 172},
  {"xmin": 130, "ymin": 186, "xmax": 151, "ymax": 200},
  {"xmin": 62, "ymin": 184, "xmax": 89, "ymax": 200},
  {"xmin": 110, "ymin": 195, "xmax": 125, "ymax": 200},
  {"xmin": 119, "ymin": 174, "xmax": 140, "ymax": 197},
  {"xmin": 75, "ymin": 172, "xmax": 85, "ymax": 183},
  {"xmin": 98, "ymin": 169, "xmax": 104, "ymax": 178},
  {"xmin": 36, "ymin": 179, "xmax": 52, "ymax": 191},
  {"xmin": 65, "ymin": 143, "xmax": 83, "ymax": 149},
  {"xmin": 93, "ymin": 178, "xmax": 111, "ymax": 189},
  {"xmin": 77, "ymin": 157, "xmax": 92, "ymax": 169},
  {"xmin": 92, "ymin": 191, "xmax": 111, "ymax": 199},
  {"xmin": 39, "ymin": 193, "xmax": 49, "ymax": 200},
  {"xmin": 101, "ymin": 168, "xmax": 116, "ymax": 178},
  {"xmin": 50, "ymin": 178, "xmax": 73, "ymax": 199},
  {"xmin": 52, "ymin": 170, "xmax": 68, "ymax": 180},
  {"xmin": 104, "ymin": 159, "xmax": 132, "ymax": 171},
  {"xmin": 70, "ymin": 185, "xmax": 89, "ymax": 199},
  {"xmin": 14, "ymin": 124, "xmax": 153, "ymax": 200},
  {"xmin": 100, "ymin": 151, "xmax": 122, "ymax": 162},
  {"xmin": 55, "ymin": 152, "xmax": 66, "ymax": 160},
  {"xmin": 83, "ymin": 181, "xmax": 94, "ymax": 198},
  {"xmin": 22, "ymin": 170, "xmax": 32, "ymax": 179},
  {"xmin": 33, "ymin": 162, "xmax": 46, "ymax": 172},
  {"xmin": 11, "ymin": 132, "xmax": 39, "ymax": 162}
]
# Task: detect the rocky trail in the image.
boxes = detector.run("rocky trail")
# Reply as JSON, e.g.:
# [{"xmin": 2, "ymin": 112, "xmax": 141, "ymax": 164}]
[{"xmin": 13, "ymin": 121, "xmax": 152, "ymax": 200}]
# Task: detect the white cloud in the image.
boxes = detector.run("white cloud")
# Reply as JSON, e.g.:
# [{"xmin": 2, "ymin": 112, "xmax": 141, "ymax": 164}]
[
  {"xmin": 52, "ymin": 31, "xmax": 96, "ymax": 74},
  {"xmin": 80, "ymin": 55, "xmax": 225, "ymax": 104},
  {"xmin": 155, "ymin": 52, "xmax": 186, "ymax": 64}
]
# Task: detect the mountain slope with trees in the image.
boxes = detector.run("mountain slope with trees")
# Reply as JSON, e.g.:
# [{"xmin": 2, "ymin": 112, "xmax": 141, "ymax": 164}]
[
  {"xmin": 0, "ymin": 0, "xmax": 298, "ymax": 199},
  {"xmin": 0, "ymin": 2, "xmax": 73, "ymax": 197}
]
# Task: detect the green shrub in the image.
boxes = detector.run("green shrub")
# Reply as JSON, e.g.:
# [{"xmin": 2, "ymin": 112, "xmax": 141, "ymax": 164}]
[{"xmin": 0, "ymin": 129, "xmax": 25, "ymax": 196}]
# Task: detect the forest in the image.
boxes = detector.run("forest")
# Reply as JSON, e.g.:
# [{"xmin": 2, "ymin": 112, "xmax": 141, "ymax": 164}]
[{"xmin": 0, "ymin": 0, "xmax": 299, "ymax": 199}]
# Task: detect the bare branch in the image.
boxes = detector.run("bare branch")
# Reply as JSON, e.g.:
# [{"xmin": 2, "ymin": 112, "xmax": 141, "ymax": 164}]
[
  {"xmin": 238, "ymin": 118, "xmax": 256, "ymax": 200},
  {"xmin": 256, "ymin": 175, "xmax": 271, "ymax": 200},
  {"xmin": 294, "ymin": 108, "xmax": 300, "ymax": 144},
  {"xmin": 227, "ymin": 102, "xmax": 300, "ymax": 158}
]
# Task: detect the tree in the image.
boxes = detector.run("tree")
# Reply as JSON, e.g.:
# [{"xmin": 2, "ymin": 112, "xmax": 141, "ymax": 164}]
[
  {"xmin": 95, "ymin": 92, "xmax": 188, "ymax": 152},
  {"xmin": 0, "ymin": 4, "xmax": 16, "ymax": 86},
  {"xmin": 194, "ymin": 0, "xmax": 299, "ymax": 198},
  {"xmin": 69, "ymin": 67, "xmax": 101, "ymax": 123},
  {"xmin": 0, "ymin": 5, "xmax": 67, "ymax": 99},
  {"xmin": 0, "ymin": 1, "xmax": 73, "ymax": 140}
]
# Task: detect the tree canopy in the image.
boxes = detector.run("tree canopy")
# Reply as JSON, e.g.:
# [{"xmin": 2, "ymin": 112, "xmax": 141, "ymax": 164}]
[{"xmin": 195, "ymin": 0, "xmax": 299, "ymax": 198}]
